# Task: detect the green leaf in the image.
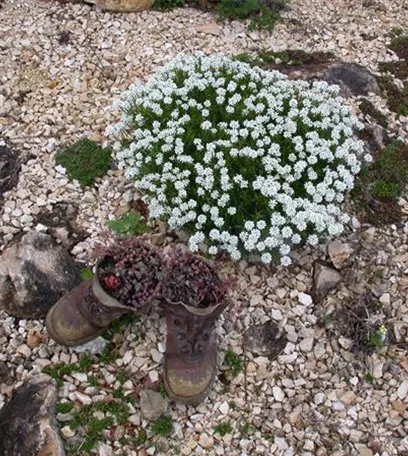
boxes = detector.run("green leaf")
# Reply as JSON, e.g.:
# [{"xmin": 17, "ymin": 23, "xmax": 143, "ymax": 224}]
[
  {"xmin": 106, "ymin": 212, "xmax": 149, "ymax": 235},
  {"xmin": 80, "ymin": 268, "xmax": 93, "ymax": 281}
]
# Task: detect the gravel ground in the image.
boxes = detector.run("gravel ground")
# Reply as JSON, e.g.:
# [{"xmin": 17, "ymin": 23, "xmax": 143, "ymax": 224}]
[{"xmin": 1, "ymin": 0, "xmax": 408, "ymax": 455}]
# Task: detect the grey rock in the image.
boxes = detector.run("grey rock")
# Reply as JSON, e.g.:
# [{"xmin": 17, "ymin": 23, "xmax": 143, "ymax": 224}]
[
  {"xmin": 324, "ymin": 63, "xmax": 380, "ymax": 97},
  {"xmin": 244, "ymin": 322, "xmax": 287, "ymax": 359},
  {"xmin": 35, "ymin": 202, "xmax": 88, "ymax": 249},
  {"xmin": 0, "ymin": 374, "xmax": 65, "ymax": 456},
  {"xmin": 0, "ymin": 231, "xmax": 82, "ymax": 318},
  {"xmin": 312, "ymin": 261, "xmax": 342, "ymax": 303},
  {"xmin": 327, "ymin": 241, "xmax": 354, "ymax": 269},
  {"xmin": 71, "ymin": 336, "xmax": 108, "ymax": 355},
  {"xmin": 140, "ymin": 389, "xmax": 169, "ymax": 421}
]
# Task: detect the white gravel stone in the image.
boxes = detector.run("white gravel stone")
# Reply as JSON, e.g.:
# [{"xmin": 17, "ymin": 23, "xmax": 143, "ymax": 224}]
[
  {"xmin": 298, "ymin": 293, "xmax": 313, "ymax": 306},
  {"xmin": 71, "ymin": 372, "xmax": 88, "ymax": 383},
  {"xmin": 74, "ymin": 392, "xmax": 92, "ymax": 405},
  {"xmin": 397, "ymin": 381, "xmax": 408, "ymax": 400},
  {"xmin": 273, "ymin": 386, "xmax": 285, "ymax": 402},
  {"xmin": 314, "ymin": 392, "xmax": 325, "ymax": 405},
  {"xmin": 219, "ymin": 401, "xmax": 230, "ymax": 415},
  {"xmin": 299, "ymin": 337, "xmax": 314, "ymax": 352}
]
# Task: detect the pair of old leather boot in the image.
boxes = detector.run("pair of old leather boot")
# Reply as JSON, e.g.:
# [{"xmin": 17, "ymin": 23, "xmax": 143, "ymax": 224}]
[{"xmin": 45, "ymin": 247, "xmax": 229, "ymax": 404}]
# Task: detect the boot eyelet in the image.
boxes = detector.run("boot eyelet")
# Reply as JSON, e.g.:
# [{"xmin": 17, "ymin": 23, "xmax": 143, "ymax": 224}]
[
  {"xmin": 202, "ymin": 333, "xmax": 209, "ymax": 341},
  {"xmin": 196, "ymin": 343, "xmax": 204, "ymax": 352},
  {"xmin": 177, "ymin": 333, "xmax": 185, "ymax": 341},
  {"xmin": 181, "ymin": 345, "xmax": 189, "ymax": 354},
  {"xmin": 174, "ymin": 318, "xmax": 181, "ymax": 326}
]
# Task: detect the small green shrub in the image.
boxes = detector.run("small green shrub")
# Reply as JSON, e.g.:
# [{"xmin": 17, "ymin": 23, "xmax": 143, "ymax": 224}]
[
  {"xmin": 216, "ymin": 0, "xmax": 288, "ymax": 31},
  {"xmin": 214, "ymin": 421, "xmax": 233, "ymax": 436},
  {"xmin": 366, "ymin": 325, "xmax": 388, "ymax": 350},
  {"xmin": 56, "ymin": 138, "xmax": 111, "ymax": 186},
  {"xmin": 151, "ymin": 416, "xmax": 173, "ymax": 436},
  {"xmin": 390, "ymin": 27, "xmax": 404, "ymax": 38},
  {"xmin": 80, "ymin": 267, "xmax": 93, "ymax": 281},
  {"xmin": 217, "ymin": 0, "xmax": 261, "ymax": 21},
  {"xmin": 136, "ymin": 428, "xmax": 148, "ymax": 445},
  {"xmin": 240, "ymin": 421, "xmax": 255, "ymax": 435},
  {"xmin": 364, "ymin": 372, "xmax": 376, "ymax": 384},
  {"xmin": 224, "ymin": 348, "xmax": 243, "ymax": 377},
  {"xmin": 56, "ymin": 401, "xmax": 74, "ymax": 414},
  {"xmin": 106, "ymin": 211, "xmax": 148, "ymax": 235},
  {"xmin": 152, "ymin": 0, "xmax": 184, "ymax": 9}
]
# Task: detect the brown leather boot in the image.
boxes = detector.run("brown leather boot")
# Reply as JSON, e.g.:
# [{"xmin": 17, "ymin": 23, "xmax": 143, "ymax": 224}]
[
  {"xmin": 163, "ymin": 299, "xmax": 228, "ymax": 404},
  {"xmin": 45, "ymin": 263, "xmax": 134, "ymax": 347}
]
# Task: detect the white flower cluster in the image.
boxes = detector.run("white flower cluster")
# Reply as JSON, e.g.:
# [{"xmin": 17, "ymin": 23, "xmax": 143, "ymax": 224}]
[{"xmin": 108, "ymin": 52, "xmax": 370, "ymax": 265}]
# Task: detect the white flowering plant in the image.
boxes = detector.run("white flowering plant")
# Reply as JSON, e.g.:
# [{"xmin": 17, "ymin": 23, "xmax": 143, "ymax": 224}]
[{"xmin": 108, "ymin": 53, "xmax": 370, "ymax": 265}]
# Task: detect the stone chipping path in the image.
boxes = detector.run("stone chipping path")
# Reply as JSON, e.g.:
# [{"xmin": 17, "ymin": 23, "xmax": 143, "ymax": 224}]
[{"xmin": 1, "ymin": 0, "xmax": 408, "ymax": 455}]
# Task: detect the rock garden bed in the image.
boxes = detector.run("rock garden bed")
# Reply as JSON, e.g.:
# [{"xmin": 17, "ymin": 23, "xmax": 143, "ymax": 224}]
[{"xmin": 1, "ymin": 0, "xmax": 408, "ymax": 455}]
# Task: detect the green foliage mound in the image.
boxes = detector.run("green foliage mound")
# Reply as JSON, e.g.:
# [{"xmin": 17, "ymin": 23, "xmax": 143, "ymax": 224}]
[{"xmin": 56, "ymin": 138, "xmax": 111, "ymax": 187}]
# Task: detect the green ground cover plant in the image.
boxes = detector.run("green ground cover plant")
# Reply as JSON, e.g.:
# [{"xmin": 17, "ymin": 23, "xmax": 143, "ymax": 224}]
[
  {"xmin": 151, "ymin": 416, "xmax": 173, "ymax": 436},
  {"xmin": 216, "ymin": 0, "xmax": 288, "ymax": 31},
  {"xmin": 152, "ymin": 0, "xmax": 289, "ymax": 31},
  {"xmin": 351, "ymin": 140, "xmax": 408, "ymax": 225},
  {"xmin": 223, "ymin": 347, "xmax": 243, "ymax": 377},
  {"xmin": 55, "ymin": 138, "xmax": 112, "ymax": 187},
  {"xmin": 106, "ymin": 211, "xmax": 148, "ymax": 235}
]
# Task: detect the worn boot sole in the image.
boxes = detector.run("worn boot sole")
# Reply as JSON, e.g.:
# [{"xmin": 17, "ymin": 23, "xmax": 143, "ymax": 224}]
[
  {"xmin": 162, "ymin": 363, "xmax": 214, "ymax": 406},
  {"xmin": 45, "ymin": 304, "xmax": 107, "ymax": 347}
]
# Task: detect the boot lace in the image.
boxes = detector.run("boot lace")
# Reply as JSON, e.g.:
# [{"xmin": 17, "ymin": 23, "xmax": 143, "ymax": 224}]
[{"xmin": 172, "ymin": 314, "xmax": 212, "ymax": 359}]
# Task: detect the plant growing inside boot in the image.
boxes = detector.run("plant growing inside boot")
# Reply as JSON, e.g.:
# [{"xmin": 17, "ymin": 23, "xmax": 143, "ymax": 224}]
[
  {"xmin": 162, "ymin": 248, "xmax": 231, "ymax": 308},
  {"xmin": 96, "ymin": 237, "xmax": 163, "ymax": 308},
  {"xmin": 46, "ymin": 237, "xmax": 162, "ymax": 347},
  {"xmin": 161, "ymin": 249, "xmax": 232, "ymax": 404}
]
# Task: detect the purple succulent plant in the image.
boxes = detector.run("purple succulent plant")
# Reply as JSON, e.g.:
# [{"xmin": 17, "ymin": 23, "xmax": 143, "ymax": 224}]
[
  {"xmin": 162, "ymin": 248, "xmax": 231, "ymax": 308},
  {"xmin": 96, "ymin": 237, "xmax": 163, "ymax": 308}
]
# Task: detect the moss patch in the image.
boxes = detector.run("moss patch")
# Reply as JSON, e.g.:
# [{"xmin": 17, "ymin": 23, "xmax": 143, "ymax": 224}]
[
  {"xmin": 56, "ymin": 138, "xmax": 112, "ymax": 187},
  {"xmin": 351, "ymin": 140, "xmax": 408, "ymax": 225}
]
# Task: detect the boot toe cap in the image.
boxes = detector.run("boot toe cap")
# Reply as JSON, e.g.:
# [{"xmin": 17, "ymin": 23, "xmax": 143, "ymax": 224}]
[
  {"xmin": 164, "ymin": 361, "xmax": 215, "ymax": 404},
  {"xmin": 45, "ymin": 282, "xmax": 103, "ymax": 346}
]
